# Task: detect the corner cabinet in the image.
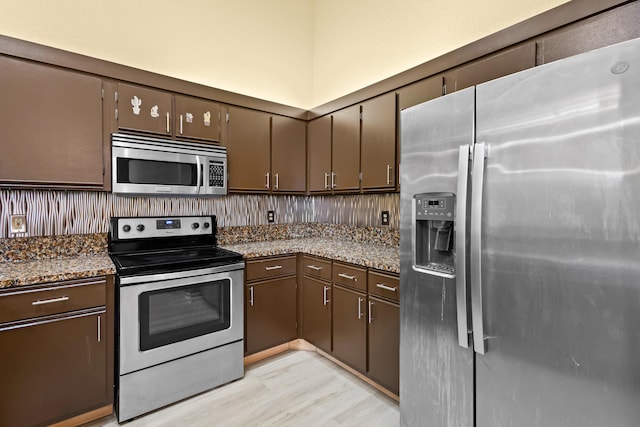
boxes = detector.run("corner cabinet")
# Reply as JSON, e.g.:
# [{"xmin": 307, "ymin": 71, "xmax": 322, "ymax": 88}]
[
  {"xmin": 332, "ymin": 105, "xmax": 361, "ymax": 192},
  {"xmin": 0, "ymin": 276, "xmax": 114, "ymax": 427},
  {"xmin": 307, "ymin": 115, "xmax": 333, "ymax": 193},
  {"xmin": 245, "ymin": 256, "xmax": 298, "ymax": 354},
  {"xmin": 0, "ymin": 56, "xmax": 105, "ymax": 189}
]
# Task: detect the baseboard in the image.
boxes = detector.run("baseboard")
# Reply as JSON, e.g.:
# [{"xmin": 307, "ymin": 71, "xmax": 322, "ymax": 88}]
[
  {"xmin": 48, "ymin": 404, "xmax": 113, "ymax": 427},
  {"xmin": 243, "ymin": 339, "xmax": 399, "ymax": 402}
]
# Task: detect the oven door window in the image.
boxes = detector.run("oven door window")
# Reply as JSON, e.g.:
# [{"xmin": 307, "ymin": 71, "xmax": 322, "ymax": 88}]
[
  {"xmin": 139, "ymin": 278, "xmax": 230, "ymax": 351},
  {"xmin": 117, "ymin": 157, "xmax": 197, "ymax": 186}
]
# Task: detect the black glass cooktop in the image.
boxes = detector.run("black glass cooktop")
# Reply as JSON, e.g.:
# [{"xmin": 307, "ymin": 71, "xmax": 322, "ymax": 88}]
[{"xmin": 111, "ymin": 246, "xmax": 243, "ymax": 277}]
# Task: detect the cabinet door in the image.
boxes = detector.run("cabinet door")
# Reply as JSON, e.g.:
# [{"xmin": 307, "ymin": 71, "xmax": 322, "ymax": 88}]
[
  {"xmin": 443, "ymin": 43, "xmax": 535, "ymax": 93},
  {"xmin": 0, "ymin": 310, "xmax": 106, "ymax": 427},
  {"xmin": 361, "ymin": 93, "xmax": 397, "ymax": 190},
  {"xmin": 271, "ymin": 116, "xmax": 306, "ymax": 193},
  {"xmin": 117, "ymin": 83, "xmax": 173, "ymax": 135},
  {"xmin": 227, "ymin": 106, "xmax": 271, "ymax": 192},
  {"xmin": 397, "ymin": 75, "xmax": 443, "ymax": 110},
  {"xmin": 332, "ymin": 285, "xmax": 366, "ymax": 373},
  {"xmin": 245, "ymin": 277, "xmax": 297, "ymax": 354},
  {"xmin": 331, "ymin": 105, "xmax": 361, "ymax": 192},
  {"xmin": 175, "ymin": 95, "xmax": 220, "ymax": 142},
  {"xmin": 0, "ymin": 57, "xmax": 104, "ymax": 188},
  {"xmin": 307, "ymin": 116, "xmax": 332, "ymax": 193},
  {"xmin": 301, "ymin": 276, "xmax": 332, "ymax": 353},
  {"xmin": 368, "ymin": 296, "xmax": 399, "ymax": 395},
  {"xmin": 536, "ymin": 1, "xmax": 640, "ymax": 65}
]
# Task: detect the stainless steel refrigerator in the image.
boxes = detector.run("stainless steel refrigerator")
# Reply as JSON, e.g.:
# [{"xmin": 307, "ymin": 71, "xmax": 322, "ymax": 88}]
[{"xmin": 399, "ymin": 37, "xmax": 640, "ymax": 427}]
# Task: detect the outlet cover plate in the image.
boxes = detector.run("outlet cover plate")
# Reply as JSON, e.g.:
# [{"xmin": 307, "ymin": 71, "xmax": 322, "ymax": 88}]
[
  {"xmin": 267, "ymin": 211, "xmax": 275, "ymax": 223},
  {"xmin": 10, "ymin": 214, "xmax": 27, "ymax": 233},
  {"xmin": 381, "ymin": 211, "xmax": 390, "ymax": 226}
]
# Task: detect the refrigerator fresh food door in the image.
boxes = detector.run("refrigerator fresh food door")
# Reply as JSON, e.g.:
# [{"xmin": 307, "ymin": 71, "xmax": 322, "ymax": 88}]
[
  {"xmin": 399, "ymin": 87, "xmax": 475, "ymax": 427},
  {"xmin": 474, "ymin": 38, "xmax": 640, "ymax": 426}
]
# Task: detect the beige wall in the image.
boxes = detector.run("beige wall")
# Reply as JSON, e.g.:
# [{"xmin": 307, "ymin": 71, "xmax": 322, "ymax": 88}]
[{"xmin": 1, "ymin": 0, "xmax": 568, "ymax": 109}]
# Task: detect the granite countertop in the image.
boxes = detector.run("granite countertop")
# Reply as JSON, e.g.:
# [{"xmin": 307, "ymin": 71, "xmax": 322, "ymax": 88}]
[
  {"xmin": 221, "ymin": 237, "xmax": 400, "ymax": 274},
  {"xmin": 0, "ymin": 254, "xmax": 116, "ymax": 288}
]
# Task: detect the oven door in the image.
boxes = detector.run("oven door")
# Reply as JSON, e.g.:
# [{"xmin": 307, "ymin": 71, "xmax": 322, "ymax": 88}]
[{"xmin": 119, "ymin": 265, "xmax": 243, "ymax": 375}]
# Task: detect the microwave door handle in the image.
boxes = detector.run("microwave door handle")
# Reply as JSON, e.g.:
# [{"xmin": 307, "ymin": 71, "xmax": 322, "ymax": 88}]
[{"xmin": 195, "ymin": 156, "xmax": 202, "ymax": 194}]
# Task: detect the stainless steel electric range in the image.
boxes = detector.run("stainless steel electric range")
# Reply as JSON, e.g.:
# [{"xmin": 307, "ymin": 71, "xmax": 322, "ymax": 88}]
[{"xmin": 108, "ymin": 215, "xmax": 244, "ymax": 422}]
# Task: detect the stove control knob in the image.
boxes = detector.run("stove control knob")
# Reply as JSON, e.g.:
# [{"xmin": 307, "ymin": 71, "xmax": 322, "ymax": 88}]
[
  {"xmin": 203, "ymin": 222, "xmax": 210, "ymax": 229},
  {"xmin": 192, "ymin": 222, "xmax": 200, "ymax": 229},
  {"xmin": 122, "ymin": 225, "xmax": 131, "ymax": 232},
  {"xmin": 136, "ymin": 224, "xmax": 145, "ymax": 232}
]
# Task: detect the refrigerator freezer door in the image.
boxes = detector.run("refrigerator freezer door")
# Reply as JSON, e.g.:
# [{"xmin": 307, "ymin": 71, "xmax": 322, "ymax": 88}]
[
  {"xmin": 475, "ymin": 38, "xmax": 640, "ymax": 426},
  {"xmin": 400, "ymin": 87, "xmax": 475, "ymax": 427}
]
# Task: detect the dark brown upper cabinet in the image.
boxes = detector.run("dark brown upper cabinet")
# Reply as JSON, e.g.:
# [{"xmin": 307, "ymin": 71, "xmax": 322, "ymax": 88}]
[
  {"xmin": 116, "ymin": 83, "xmax": 172, "ymax": 136},
  {"xmin": 443, "ymin": 43, "xmax": 536, "ymax": 94},
  {"xmin": 227, "ymin": 106, "xmax": 271, "ymax": 192},
  {"xmin": 361, "ymin": 92, "xmax": 397, "ymax": 191},
  {"xmin": 331, "ymin": 105, "xmax": 361, "ymax": 192},
  {"xmin": 0, "ymin": 56, "xmax": 105, "ymax": 190},
  {"xmin": 397, "ymin": 75, "xmax": 444, "ymax": 111},
  {"xmin": 307, "ymin": 115, "xmax": 332, "ymax": 194},
  {"xmin": 175, "ymin": 95, "xmax": 221, "ymax": 142},
  {"xmin": 536, "ymin": 1, "xmax": 640, "ymax": 65},
  {"xmin": 271, "ymin": 116, "xmax": 306, "ymax": 193}
]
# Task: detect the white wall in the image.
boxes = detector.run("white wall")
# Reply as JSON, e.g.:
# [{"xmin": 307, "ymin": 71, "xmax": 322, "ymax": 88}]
[{"xmin": 0, "ymin": 0, "xmax": 568, "ymax": 109}]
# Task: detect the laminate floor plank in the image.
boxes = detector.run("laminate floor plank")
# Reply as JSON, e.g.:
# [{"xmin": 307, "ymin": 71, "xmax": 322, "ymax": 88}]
[{"xmin": 84, "ymin": 350, "xmax": 399, "ymax": 427}]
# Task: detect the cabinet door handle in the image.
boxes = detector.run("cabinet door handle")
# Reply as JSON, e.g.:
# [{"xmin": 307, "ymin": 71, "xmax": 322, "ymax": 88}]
[
  {"xmin": 338, "ymin": 273, "xmax": 357, "ymax": 281},
  {"xmin": 97, "ymin": 315, "xmax": 101, "ymax": 343},
  {"xmin": 274, "ymin": 173, "xmax": 279, "ymax": 190},
  {"xmin": 331, "ymin": 172, "xmax": 336, "ymax": 188},
  {"xmin": 368, "ymin": 301, "xmax": 374, "ymax": 324},
  {"xmin": 265, "ymin": 265, "xmax": 283, "ymax": 271},
  {"xmin": 357, "ymin": 297, "xmax": 364, "ymax": 319},
  {"xmin": 32, "ymin": 296, "xmax": 69, "ymax": 306},
  {"xmin": 249, "ymin": 286, "xmax": 254, "ymax": 307},
  {"xmin": 265, "ymin": 172, "xmax": 270, "ymax": 189},
  {"xmin": 375, "ymin": 283, "xmax": 397, "ymax": 292},
  {"xmin": 386, "ymin": 164, "xmax": 392, "ymax": 185},
  {"xmin": 180, "ymin": 114, "xmax": 184, "ymax": 135},
  {"xmin": 323, "ymin": 286, "xmax": 330, "ymax": 305},
  {"xmin": 324, "ymin": 173, "xmax": 330, "ymax": 189},
  {"xmin": 307, "ymin": 265, "xmax": 322, "ymax": 271},
  {"xmin": 166, "ymin": 112, "xmax": 171, "ymax": 133}
]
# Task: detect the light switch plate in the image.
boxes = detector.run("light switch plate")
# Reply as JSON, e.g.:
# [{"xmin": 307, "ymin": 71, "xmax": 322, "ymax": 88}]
[{"xmin": 10, "ymin": 214, "xmax": 27, "ymax": 233}]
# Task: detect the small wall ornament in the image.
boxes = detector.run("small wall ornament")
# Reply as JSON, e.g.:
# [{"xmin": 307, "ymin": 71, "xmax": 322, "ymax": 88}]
[
  {"xmin": 131, "ymin": 96, "xmax": 142, "ymax": 115},
  {"xmin": 150, "ymin": 105, "xmax": 159, "ymax": 118},
  {"xmin": 204, "ymin": 111, "xmax": 211, "ymax": 126}
]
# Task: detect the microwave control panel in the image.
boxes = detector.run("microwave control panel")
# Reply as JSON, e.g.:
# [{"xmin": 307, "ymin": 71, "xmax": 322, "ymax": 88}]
[{"xmin": 209, "ymin": 161, "xmax": 226, "ymax": 188}]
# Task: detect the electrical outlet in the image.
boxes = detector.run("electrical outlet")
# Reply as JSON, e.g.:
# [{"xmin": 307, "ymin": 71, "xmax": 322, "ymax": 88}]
[
  {"xmin": 381, "ymin": 211, "xmax": 390, "ymax": 226},
  {"xmin": 267, "ymin": 210, "xmax": 275, "ymax": 223},
  {"xmin": 10, "ymin": 214, "xmax": 27, "ymax": 233}
]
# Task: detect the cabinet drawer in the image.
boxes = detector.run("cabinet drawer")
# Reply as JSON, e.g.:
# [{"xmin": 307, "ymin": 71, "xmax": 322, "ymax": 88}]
[
  {"xmin": 246, "ymin": 256, "xmax": 297, "ymax": 282},
  {"xmin": 0, "ymin": 278, "xmax": 106, "ymax": 324},
  {"xmin": 368, "ymin": 271, "xmax": 400, "ymax": 302},
  {"xmin": 332, "ymin": 262, "xmax": 367, "ymax": 292},
  {"xmin": 302, "ymin": 255, "xmax": 332, "ymax": 281}
]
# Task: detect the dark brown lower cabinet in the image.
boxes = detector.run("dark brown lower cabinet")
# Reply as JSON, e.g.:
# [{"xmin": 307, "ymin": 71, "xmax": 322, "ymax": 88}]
[
  {"xmin": 367, "ymin": 295, "xmax": 400, "ymax": 395},
  {"xmin": 0, "ymin": 310, "xmax": 107, "ymax": 427},
  {"xmin": 301, "ymin": 275, "xmax": 332, "ymax": 353},
  {"xmin": 245, "ymin": 276, "xmax": 297, "ymax": 354},
  {"xmin": 332, "ymin": 285, "xmax": 367, "ymax": 373}
]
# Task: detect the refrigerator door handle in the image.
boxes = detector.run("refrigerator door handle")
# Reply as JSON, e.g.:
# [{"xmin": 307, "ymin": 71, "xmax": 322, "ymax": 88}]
[
  {"xmin": 471, "ymin": 142, "xmax": 487, "ymax": 354},
  {"xmin": 456, "ymin": 144, "xmax": 471, "ymax": 349}
]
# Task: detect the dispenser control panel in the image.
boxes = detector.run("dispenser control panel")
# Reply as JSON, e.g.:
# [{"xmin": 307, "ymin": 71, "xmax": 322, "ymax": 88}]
[{"xmin": 415, "ymin": 194, "xmax": 454, "ymax": 220}]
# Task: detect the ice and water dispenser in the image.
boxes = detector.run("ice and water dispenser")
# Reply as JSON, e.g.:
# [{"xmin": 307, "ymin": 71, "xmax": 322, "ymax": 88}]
[{"xmin": 412, "ymin": 192, "xmax": 456, "ymax": 278}]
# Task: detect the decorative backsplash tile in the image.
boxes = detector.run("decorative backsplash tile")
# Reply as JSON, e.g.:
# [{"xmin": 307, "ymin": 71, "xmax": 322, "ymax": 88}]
[{"xmin": 0, "ymin": 190, "xmax": 399, "ymax": 239}]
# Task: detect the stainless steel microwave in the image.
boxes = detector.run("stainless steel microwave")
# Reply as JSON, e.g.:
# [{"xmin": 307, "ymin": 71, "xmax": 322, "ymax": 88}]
[{"xmin": 111, "ymin": 133, "xmax": 227, "ymax": 196}]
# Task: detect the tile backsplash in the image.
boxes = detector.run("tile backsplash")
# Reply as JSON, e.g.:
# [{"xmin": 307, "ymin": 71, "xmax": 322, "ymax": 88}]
[{"xmin": 0, "ymin": 190, "xmax": 399, "ymax": 238}]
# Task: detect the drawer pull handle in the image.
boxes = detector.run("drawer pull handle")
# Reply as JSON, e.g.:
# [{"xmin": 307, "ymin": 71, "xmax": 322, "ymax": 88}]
[
  {"xmin": 368, "ymin": 301, "xmax": 374, "ymax": 324},
  {"xmin": 249, "ymin": 286, "xmax": 254, "ymax": 307},
  {"xmin": 32, "ymin": 296, "xmax": 69, "ymax": 306},
  {"xmin": 323, "ymin": 286, "xmax": 330, "ymax": 305},
  {"xmin": 307, "ymin": 265, "xmax": 323, "ymax": 271},
  {"xmin": 265, "ymin": 265, "xmax": 283, "ymax": 271},
  {"xmin": 376, "ymin": 283, "xmax": 397, "ymax": 292},
  {"xmin": 338, "ymin": 273, "xmax": 357, "ymax": 281},
  {"xmin": 357, "ymin": 297, "xmax": 364, "ymax": 319}
]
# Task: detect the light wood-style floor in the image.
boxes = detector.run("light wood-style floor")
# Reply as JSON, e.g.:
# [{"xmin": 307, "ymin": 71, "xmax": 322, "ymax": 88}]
[{"xmin": 85, "ymin": 350, "xmax": 399, "ymax": 426}]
